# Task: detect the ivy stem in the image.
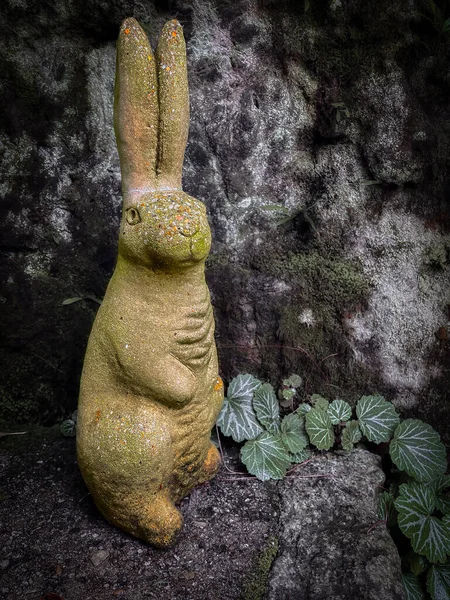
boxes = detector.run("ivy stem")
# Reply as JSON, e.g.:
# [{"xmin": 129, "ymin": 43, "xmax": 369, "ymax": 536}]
[
  {"xmin": 286, "ymin": 458, "xmax": 315, "ymax": 474},
  {"xmin": 215, "ymin": 424, "xmax": 249, "ymax": 476},
  {"xmin": 366, "ymin": 520, "xmax": 386, "ymax": 535}
]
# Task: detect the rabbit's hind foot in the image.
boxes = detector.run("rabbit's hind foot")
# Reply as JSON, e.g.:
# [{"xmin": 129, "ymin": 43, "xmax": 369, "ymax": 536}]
[{"xmin": 136, "ymin": 492, "xmax": 183, "ymax": 548}]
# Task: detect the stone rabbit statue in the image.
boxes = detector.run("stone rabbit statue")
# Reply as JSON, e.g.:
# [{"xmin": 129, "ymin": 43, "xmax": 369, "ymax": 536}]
[{"xmin": 77, "ymin": 17, "xmax": 224, "ymax": 548}]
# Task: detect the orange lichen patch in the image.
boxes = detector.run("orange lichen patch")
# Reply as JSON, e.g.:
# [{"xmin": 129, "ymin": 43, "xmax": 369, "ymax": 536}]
[
  {"xmin": 124, "ymin": 28, "xmax": 130, "ymax": 34},
  {"xmin": 202, "ymin": 445, "xmax": 221, "ymax": 476},
  {"xmin": 165, "ymin": 66, "xmax": 171, "ymax": 71},
  {"xmin": 214, "ymin": 377, "xmax": 223, "ymax": 391},
  {"xmin": 171, "ymin": 31, "xmax": 177, "ymax": 37},
  {"xmin": 95, "ymin": 409, "xmax": 101, "ymax": 424}
]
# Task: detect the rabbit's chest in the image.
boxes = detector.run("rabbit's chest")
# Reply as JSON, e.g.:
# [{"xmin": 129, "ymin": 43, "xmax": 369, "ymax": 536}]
[{"xmin": 170, "ymin": 293, "xmax": 214, "ymax": 371}]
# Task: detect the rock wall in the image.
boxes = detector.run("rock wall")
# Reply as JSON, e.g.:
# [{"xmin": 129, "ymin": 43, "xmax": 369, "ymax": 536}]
[{"xmin": 1, "ymin": 0, "xmax": 449, "ymax": 437}]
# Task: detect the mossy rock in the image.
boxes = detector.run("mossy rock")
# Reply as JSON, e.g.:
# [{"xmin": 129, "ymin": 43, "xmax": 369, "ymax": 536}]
[{"xmin": 241, "ymin": 536, "xmax": 279, "ymax": 600}]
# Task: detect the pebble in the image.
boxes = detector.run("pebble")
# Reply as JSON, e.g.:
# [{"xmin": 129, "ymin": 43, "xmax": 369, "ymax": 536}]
[
  {"xmin": 90, "ymin": 549, "xmax": 110, "ymax": 566},
  {"xmin": 179, "ymin": 570, "xmax": 196, "ymax": 580}
]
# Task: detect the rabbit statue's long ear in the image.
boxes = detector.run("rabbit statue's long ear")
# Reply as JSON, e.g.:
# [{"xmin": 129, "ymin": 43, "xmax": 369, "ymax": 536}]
[
  {"xmin": 114, "ymin": 18, "xmax": 159, "ymax": 196},
  {"xmin": 155, "ymin": 20, "xmax": 189, "ymax": 190}
]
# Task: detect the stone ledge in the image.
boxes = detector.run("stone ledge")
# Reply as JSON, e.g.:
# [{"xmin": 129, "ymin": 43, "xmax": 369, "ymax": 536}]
[{"xmin": 0, "ymin": 429, "xmax": 403, "ymax": 600}]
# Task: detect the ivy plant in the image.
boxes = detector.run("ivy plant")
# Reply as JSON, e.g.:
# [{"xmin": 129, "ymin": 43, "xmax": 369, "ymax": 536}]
[
  {"xmin": 216, "ymin": 373, "xmax": 308, "ymax": 480},
  {"xmin": 216, "ymin": 373, "xmax": 449, "ymax": 600},
  {"xmin": 60, "ymin": 410, "xmax": 77, "ymax": 437}
]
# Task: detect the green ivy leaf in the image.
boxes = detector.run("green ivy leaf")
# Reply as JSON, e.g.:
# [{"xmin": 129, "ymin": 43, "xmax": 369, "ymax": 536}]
[
  {"xmin": 431, "ymin": 475, "xmax": 450, "ymax": 515},
  {"xmin": 356, "ymin": 395, "xmax": 400, "ymax": 443},
  {"xmin": 402, "ymin": 573, "xmax": 425, "ymax": 600},
  {"xmin": 427, "ymin": 563, "xmax": 450, "ymax": 600},
  {"xmin": 240, "ymin": 432, "xmax": 292, "ymax": 481},
  {"xmin": 315, "ymin": 398, "xmax": 329, "ymax": 411},
  {"xmin": 378, "ymin": 491, "xmax": 397, "ymax": 528},
  {"xmin": 395, "ymin": 482, "xmax": 450, "ymax": 563},
  {"xmin": 227, "ymin": 374, "xmax": 262, "ymax": 400},
  {"xmin": 282, "ymin": 374, "xmax": 302, "ymax": 388},
  {"xmin": 253, "ymin": 383, "xmax": 280, "ymax": 434},
  {"xmin": 390, "ymin": 419, "xmax": 447, "ymax": 483},
  {"xmin": 311, "ymin": 394, "xmax": 329, "ymax": 411},
  {"xmin": 60, "ymin": 419, "xmax": 76, "ymax": 437},
  {"xmin": 341, "ymin": 420, "xmax": 362, "ymax": 451},
  {"xmin": 437, "ymin": 496, "xmax": 450, "ymax": 516},
  {"xmin": 305, "ymin": 407, "xmax": 334, "ymax": 450},
  {"xmin": 297, "ymin": 403, "xmax": 311, "ymax": 415},
  {"xmin": 289, "ymin": 447, "xmax": 311, "ymax": 464},
  {"xmin": 432, "ymin": 475, "xmax": 450, "ymax": 495},
  {"xmin": 216, "ymin": 374, "xmax": 263, "ymax": 442},
  {"xmin": 328, "ymin": 399, "xmax": 352, "ymax": 424},
  {"xmin": 405, "ymin": 552, "xmax": 428, "ymax": 577},
  {"xmin": 280, "ymin": 413, "xmax": 308, "ymax": 454},
  {"xmin": 282, "ymin": 388, "xmax": 295, "ymax": 401}
]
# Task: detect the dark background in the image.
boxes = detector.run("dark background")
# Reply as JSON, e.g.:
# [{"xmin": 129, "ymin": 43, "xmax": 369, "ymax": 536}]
[{"xmin": 0, "ymin": 0, "xmax": 449, "ymax": 439}]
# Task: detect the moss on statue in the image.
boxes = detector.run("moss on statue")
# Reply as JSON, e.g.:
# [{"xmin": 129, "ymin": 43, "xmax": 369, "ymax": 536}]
[{"xmin": 241, "ymin": 536, "xmax": 279, "ymax": 600}]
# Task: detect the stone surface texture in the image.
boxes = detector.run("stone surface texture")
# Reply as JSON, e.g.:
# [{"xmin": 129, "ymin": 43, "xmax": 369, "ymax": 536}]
[
  {"xmin": 0, "ymin": 0, "xmax": 449, "ymax": 439},
  {"xmin": 0, "ymin": 431, "xmax": 403, "ymax": 600},
  {"xmin": 268, "ymin": 450, "xmax": 404, "ymax": 600}
]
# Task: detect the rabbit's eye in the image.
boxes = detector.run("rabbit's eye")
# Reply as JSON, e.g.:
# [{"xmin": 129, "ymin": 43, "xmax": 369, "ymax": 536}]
[{"xmin": 126, "ymin": 207, "xmax": 141, "ymax": 226}]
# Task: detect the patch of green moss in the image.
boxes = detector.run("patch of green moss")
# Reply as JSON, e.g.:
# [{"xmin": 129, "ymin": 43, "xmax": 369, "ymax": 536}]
[
  {"xmin": 423, "ymin": 241, "xmax": 449, "ymax": 269},
  {"xmin": 241, "ymin": 536, "xmax": 279, "ymax": 600},
  {"xmin": 252, "ymin": 247, "xmax": 372, "ymax": 398},
  {"xmin": 262, "ymin": 251, "xmax": 370, "ymax": 330}
]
